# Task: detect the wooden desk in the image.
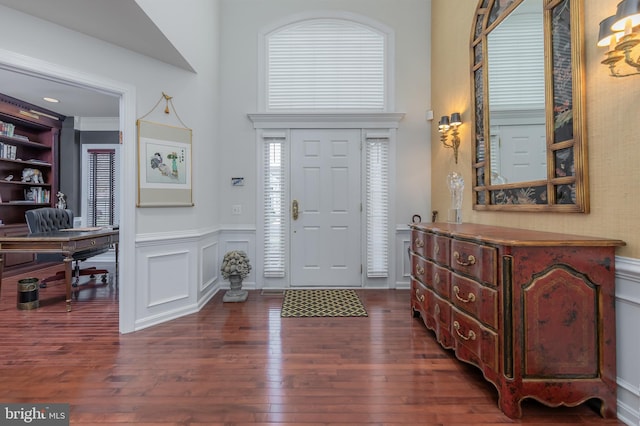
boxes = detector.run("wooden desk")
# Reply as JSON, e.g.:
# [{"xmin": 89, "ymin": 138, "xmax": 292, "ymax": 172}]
[{"xmin": 0, "ymin": 228, "xmax": 119, "ymax": 311}]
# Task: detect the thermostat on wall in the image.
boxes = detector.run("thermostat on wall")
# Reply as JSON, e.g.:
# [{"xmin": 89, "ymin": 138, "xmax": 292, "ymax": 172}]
[{"xmin": 231, "ymin": 177, "xmax": 244, "ymax": 186}]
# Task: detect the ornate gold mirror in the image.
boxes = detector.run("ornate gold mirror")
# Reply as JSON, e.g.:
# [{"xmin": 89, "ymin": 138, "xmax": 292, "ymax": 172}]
[{"xmin": 470, "ymin": 0, "xmax": 588, "ymax": 212}]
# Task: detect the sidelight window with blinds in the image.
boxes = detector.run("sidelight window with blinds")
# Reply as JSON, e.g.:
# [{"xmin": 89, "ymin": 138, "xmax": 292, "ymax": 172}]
[
  {"xmin": 87, "ymin": 149, "xmax": 116, "ymax": 227},
  {"xmin": 365, "ymin": 136, "xmax": 389, "ymax": 277},
  {"xmin": 263, "ymin": 137, "xmax": 286, "ymax": 277}
]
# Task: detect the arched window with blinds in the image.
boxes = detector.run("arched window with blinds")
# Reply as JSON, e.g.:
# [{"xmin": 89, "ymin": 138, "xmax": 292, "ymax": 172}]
[{"xmin": 265, "ymin": 17, "xmax": 388, "ymax": 111}]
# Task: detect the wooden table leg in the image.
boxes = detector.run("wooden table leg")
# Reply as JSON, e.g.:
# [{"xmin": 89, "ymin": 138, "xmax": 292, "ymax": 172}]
[{"xmin": 64, "ymin": 255, "xmax": 73, "ymax": 312}]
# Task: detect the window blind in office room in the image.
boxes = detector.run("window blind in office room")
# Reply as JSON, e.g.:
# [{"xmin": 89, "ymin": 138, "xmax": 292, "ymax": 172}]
[{"xmin": 87, "ymin": 149, "xmax": 115, "ymax": 227}]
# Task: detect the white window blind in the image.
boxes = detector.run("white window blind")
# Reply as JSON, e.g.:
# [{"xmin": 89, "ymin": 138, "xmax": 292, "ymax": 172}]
[
  {"xmin": 87, "ymin": 149, "xmax": 116, "ymax": 227},
  {"xmin": 263, "ymin": 137, "xmax": 286, "ymax": 277},
  {"xmin": 487, "ymin": 11, "xmax": 544, "ymax": 110},
  {"xmin": 365, "ymin": 137, "xmax": 389, "ymax": 277},
  {"xmin": 267, "ymin": 19, "xmax": 385, "ymax": 110}
]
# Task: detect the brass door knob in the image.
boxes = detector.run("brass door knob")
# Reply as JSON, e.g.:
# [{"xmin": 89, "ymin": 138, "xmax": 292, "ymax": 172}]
[{"xmin": 292, "ymin": 199, "xmax": 299, "ymax": 220}]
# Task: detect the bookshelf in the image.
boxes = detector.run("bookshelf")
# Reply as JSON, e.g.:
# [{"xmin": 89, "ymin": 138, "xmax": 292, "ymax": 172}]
[{"xmin": 0, "ymin": 93, "xmax": 64, "ymax": 271}]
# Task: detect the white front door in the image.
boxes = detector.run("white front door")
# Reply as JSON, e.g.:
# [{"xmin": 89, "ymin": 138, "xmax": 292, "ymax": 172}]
[
  {"xmin": 290, "ymin": 129, "xmax": 361, "ymax": 287},
  {"xmin": 499, "ymin": 124, "xmax": 547, "ymax": 183}
]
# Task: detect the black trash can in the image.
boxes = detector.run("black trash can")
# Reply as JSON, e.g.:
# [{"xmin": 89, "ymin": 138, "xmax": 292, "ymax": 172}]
[{"xmin": 17, "ymin": 278, "xmax": 39, "ymax": 310}]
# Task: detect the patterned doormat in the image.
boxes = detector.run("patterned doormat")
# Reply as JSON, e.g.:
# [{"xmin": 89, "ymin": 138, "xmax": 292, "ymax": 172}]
[{"xmin": 280, "ymin": 289, "xmax": 368, "ymax": 318}]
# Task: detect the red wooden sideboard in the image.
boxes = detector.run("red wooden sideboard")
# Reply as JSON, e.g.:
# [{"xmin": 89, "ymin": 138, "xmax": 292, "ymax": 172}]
[{"xmin": 409, "ymin": 222, "xmax": 625, "ymax": 418}]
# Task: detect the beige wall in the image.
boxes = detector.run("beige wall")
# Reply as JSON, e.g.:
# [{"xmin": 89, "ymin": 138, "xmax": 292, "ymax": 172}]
[{"xmin": 431, "ymin": 0, "xmax": 639, "ymax": 259}]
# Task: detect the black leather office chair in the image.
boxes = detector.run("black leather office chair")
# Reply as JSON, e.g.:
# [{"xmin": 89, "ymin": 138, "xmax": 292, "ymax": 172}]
[{"xmin": 25, "ymin": 207, "xmax": 109, "ymax": 288}]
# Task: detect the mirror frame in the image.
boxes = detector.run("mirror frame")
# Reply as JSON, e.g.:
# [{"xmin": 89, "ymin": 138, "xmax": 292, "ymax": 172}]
[{"xmin": 470, "ymin": 0, "xmax": 588, "ymax": 213}]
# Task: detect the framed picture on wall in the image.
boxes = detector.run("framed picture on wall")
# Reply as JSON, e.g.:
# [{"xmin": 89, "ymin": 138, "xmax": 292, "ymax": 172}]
[{"xmin": 137, "ymin": 119, "xmax": 193, "ymax": 207}]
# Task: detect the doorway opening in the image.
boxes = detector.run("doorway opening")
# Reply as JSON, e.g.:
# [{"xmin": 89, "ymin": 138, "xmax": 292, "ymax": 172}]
[{"xmin": 0, "ymin": 52, "xmax": 136, "ymax": 333}]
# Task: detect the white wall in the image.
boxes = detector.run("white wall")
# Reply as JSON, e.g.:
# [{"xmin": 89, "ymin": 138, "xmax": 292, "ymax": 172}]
[{"xmin": 217, "ymin": 0, "xmax": 432, "ymax": 228}]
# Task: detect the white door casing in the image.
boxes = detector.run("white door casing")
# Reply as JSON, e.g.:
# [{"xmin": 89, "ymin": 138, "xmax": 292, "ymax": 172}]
[{"xmin": 290, "ymin": 129, "xmax": 361, "ymax": 287}]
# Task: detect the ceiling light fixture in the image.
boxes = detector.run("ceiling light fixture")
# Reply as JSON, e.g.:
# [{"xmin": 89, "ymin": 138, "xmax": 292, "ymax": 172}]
[{"xmin": 43, "ymin": 97, "xmax": 59, "ymax": 103}]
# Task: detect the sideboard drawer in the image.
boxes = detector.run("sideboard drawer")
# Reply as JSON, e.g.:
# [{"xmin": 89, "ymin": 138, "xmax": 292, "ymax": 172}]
[
  {"xmin": 430, "ymin": 262, "xmax": 450, "ymax": 300},
  {"xmin": 412, "ymin": 279, "xmax": 428, "ymax": 318},
  {"xmin": 450, "ymin": 239, "xmax": 497, "ymax": 285},
  {"xmin": 452, "ymin": 308, "xmax": 498, "ymax": 371},
  {"xmin": 411, "ymin": 229, "xmax": 427, "ymax": 258},
  {"xmin": 410, "ymin": 252, "xmax": 429, "ymax": 286},
  {"xmin": 426, "ymin": 288, "xmax": 453, "ymax": 349},
  {"xmin": 451, "ymin": 273, "xmax": 498, "ymax": 329},
  {"xmin": 429, "ymin": 234, "xmax": 450, "ymax": 265}
]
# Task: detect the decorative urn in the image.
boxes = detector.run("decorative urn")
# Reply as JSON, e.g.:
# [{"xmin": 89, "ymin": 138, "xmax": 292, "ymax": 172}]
[{"xmin": 220, "ymin": 250, "xmax": 251, "ymax": 302}]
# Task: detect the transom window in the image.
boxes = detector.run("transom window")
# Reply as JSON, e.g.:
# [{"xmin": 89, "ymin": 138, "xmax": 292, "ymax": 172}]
[{"xmin": 265, "ymin": 18, "xmax": 387, "ymax": 111}]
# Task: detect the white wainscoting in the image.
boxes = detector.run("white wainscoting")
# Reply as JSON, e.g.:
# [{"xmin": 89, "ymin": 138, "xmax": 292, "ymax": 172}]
[
  {"xmin": 133, "ymin": 229, "xmax": 220, "ymax": 330},
  {"xmin": 615, "ymin": 256, "xmax": 640, "ymax": 426},
  {"xmin": 395, "ymin": 226, "xmax": 411, "ymax": 289},
  {"xmin": 200, "ymin": 240, "xmax": 219, "ymax": 293}
]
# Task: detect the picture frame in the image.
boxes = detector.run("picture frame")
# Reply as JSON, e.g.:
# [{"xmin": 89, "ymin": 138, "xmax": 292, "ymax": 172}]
[{"xmin": 137, "ymin": 119, "xmax": 193, "ymax": 207}]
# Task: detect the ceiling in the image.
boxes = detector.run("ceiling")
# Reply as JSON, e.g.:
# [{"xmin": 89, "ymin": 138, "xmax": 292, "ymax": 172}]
[
  {"xmin": 0, "ymin": 0, "xmax": 192, "ymax": 118},
  {"xmin": 0, "ymin": 70, "xmax": 121, "ymax": 118}
]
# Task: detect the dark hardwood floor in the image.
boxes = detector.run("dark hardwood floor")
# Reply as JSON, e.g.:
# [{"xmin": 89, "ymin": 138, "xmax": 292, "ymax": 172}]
[{"xmin": 0, "ymin": 265, "xmax": 625, "ymax": 425}]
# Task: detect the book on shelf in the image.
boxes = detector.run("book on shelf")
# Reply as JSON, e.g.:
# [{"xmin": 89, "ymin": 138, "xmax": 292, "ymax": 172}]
[
  {"xmin": 0, "ymin": 143, "xmax": 17, "ymax": 160},
  {"xmin": 24, "ymin": 187, "xmax": 50, "ymax": 204},
  {"xmin": 0, "ymin": 121, "xmax": 15, "ymax": 137}
]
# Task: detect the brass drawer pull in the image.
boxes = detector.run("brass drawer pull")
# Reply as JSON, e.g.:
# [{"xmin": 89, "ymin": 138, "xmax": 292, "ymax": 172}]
[
  {"xmin": 91, "ymin": 240, "xmax": 96, "ymax": 246},
  {"xmin": 434, "ymin": 244, "xmax": 440, "ymax": 255},
  {"xmin": 453, "ymin": 321, "xmax": 476, "ymax": 341},
  {"xmin": 416, "ymin": 265, "xmax": 424, "ymax": 275},
  {"xmin": 434, "ymin": 304, "xmax": 440, "ymax": 319},
  {"xmin": 453, "ymin": 285, "xmax": 476, "ymax": 303},
  {"xmin": 414, "ymin": 239, "xmax": 424, "ymax": 248},
  {"xmin": 454, "ymin": 251, "xmax": 476, "ymax": 266},
  {"xmin": 434, "ymin": 273, "xmax": 440, "ymax": 285},
  {"xmin": 415, "ymin": 289, "xmax": 424, "ymax": 302}
]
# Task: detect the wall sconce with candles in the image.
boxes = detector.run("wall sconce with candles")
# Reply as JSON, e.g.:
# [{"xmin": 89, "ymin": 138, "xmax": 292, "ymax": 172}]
[
  {"xmin": 438, "ymin": 112, "xmax": 462, "ymax": 163},
  {"xmin": 598, "ymin": 0, "xmax": 640, "ymax": 77}
]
